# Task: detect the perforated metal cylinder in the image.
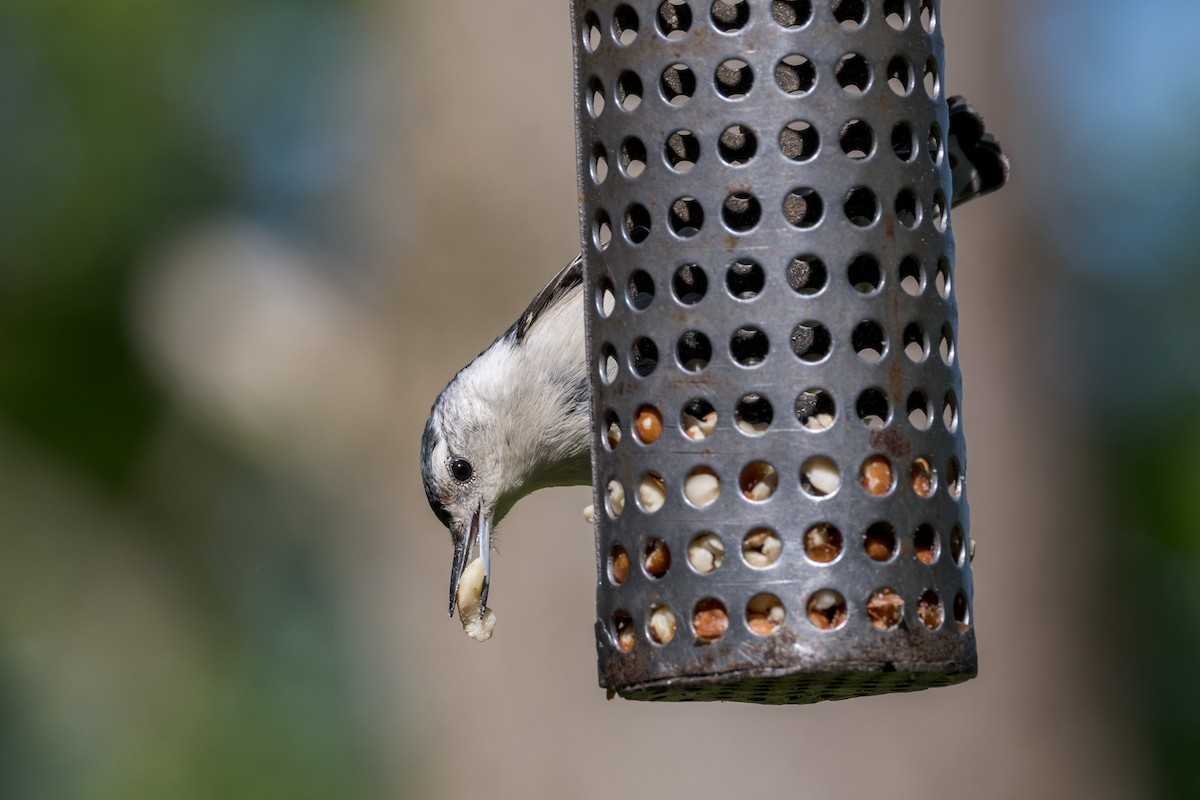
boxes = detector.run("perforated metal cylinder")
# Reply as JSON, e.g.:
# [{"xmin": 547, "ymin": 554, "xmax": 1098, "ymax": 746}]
[{"xmin": 574, "ymin": 0, "xmax": 975, "ymax": 703}]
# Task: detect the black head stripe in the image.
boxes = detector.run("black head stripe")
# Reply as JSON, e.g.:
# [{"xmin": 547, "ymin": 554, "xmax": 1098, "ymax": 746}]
[{"xmin": 420, "ymin": 410, "xmax": 454, "ymax": 529}]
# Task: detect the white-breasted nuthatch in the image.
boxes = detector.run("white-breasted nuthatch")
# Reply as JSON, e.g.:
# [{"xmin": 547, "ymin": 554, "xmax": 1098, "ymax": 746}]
[{"xmin": 421, "ymin": 96, "xmax": 1008, "ymax": 625}]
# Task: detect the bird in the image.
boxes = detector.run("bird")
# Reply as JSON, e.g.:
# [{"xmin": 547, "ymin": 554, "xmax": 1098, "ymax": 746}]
[{"xmin": 421, "ymin": 96, "xmax": 1008, "ymax": 624}]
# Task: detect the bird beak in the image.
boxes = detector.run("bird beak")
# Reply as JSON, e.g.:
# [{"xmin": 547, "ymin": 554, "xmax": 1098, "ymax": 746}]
[
  {"xmin": 447, "ymin": 531, "xmax": 467, "ymax": 617},
  {"xmin": 447, "ymin": 503, "xmax": 491, "ymax": 616}
]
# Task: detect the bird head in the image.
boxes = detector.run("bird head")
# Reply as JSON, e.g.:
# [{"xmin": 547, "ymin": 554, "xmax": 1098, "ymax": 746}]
[
  {"xmin": 419, "ymin": 255, "xmax": 592, "ymax": 620},
  {"xmin": 420, "ymin": 356, "xmax": 515, "ymax": 617}
]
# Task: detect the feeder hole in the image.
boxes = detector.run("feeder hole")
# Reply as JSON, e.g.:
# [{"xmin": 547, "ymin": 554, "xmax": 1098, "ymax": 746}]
[
  {"xmin": 716, "ymin": 58, "xmax": 753, "ymax": 99},
  {"xmin": 684, "ymin": 466, "xmax": 721, "ymax": 508},
  {"xmin": 665, "ymin": 129, "xmax": 700, "ymax": 172},
  {"xmin": 912, "ymin": 457, "xmax": 936, "ymax": 498},
  {"xmin": 771, "ymin": 0, "xmax": 813, "ymax": 29},
  {"xmin": 840, "ymin": 119, "xmax": 875, "ymax": 160},
  {"xmin": 614, "ymin": 611, "xmax": 636, "ymax": 651},
  {"xmin": 604, "ymin": 410, "xmax": 621, "ymax": 450},
  {"xmin": 693, "ymin": 598, "xmax": 729, "ymax": 642},
  {"xmin": 609, "ymin": 544, "xmax": 630, "ymax": 584},
  {"xmin": 648, "ymin": 605, "xmax": 677, "ymax": 644},
  {"xmin": 918, "ymin": 589, "xmax": 943, "ymax": 630},
  {"xmin": 864, "ymin": 521, "xmax": 897, "ymax": 561},
  {"xmin": 914, "ymin": 523, "xmax": 939, "ymax": 564},
  {"xmin": 742, "ymin": 528, "xmax": 782, "ymax": 567},
  {"xmin": 775, "ymin": 54, "xmax": 816, "ymax": 96},
  {"xmin": 681, "ymin": 398, "xmax": 717, "ymax": 440},
  {"xmin": 637, "ymin": 472, "xmax": 667, "ymax": 512},
  {"xmin": 791, "ymin": 321, "xmax": 832, "ymax": 362},
  {"xmin": 722, "ymin": 193, "xmax": 762, "ymax": 232},
  {"xmin": 739, "ymin": 461, "xmax": 777, "ymax": 501},
  {"xmin": 616, "ymin": 70, "xmax": 643, "ymax": 111},
  {"xmin": 800, "ymin": 456, "xmax": 840, "ymax": 497},
  {"xmin": 887, "ymin": 55, "xmax": 913, "ymax": 95},
  {"xmin": 669, "ymin": 196, "xmax": 704, "ymax": 237},
  {"xmin": 613, "ymin": 4, "xmax": 639, "ymax": 45},
  {"xmin": 747, "ymin": 593, "xmax": 785, "ymax": 635},
  {"xmin": 796, "ymin": 388, "xmax": 836, "ymax": 431},
  {"xmin": 660, "ymin": 62, "xmax": 696, "ymax": 105},
  {"xmin": 627, "ymin": 269, "xmax": 654, "ymax": 310},
  {"xmin": 836, "ymin": 53, "xmax": 871, "ymax": 94},
  {"xmin": 634, "ymin": 404, "xmax": 662, "ymax": 444},
  {"xmin": 867, "ymin": 588, "xmax": 904, "ymax": 630},
  {"xmin": 731, "ymin": 327, "xmax": 769, "ymax": 366},
  {"xmin": 735, "ymin": 393, "xmax": 772, "ymax": 434},
  {"xmin": 804, "ymin": 523, "xmax": 843, "ymax": 563},
  {"xmin": 656, "ymin": 0, "xmax": 692, "ymax": 39},
  {"xmin": 672, "ymin": 263, "xmax": 707, "ymax": 304},
  {"xmin": 688, "ymin": 533, "xmax": 725, "ymax": 573},
  {"xmin": 677, "ymin": 330, "xmax": 712, "ymax": 371},
  {"xmin": 848, "ymin": 253, "xmax": 882, "ymax": 293},
  {"xmin": 806, "ymin": 589, "xmax": 847, "ymax": 630},
  {"xmin": 711, "ymin": 0, "xmax": 750, "ymax": 33},
  {"xmin": 856, "ymin": 387, "xmax": 890, "ymax": 429},
  {"xmin": 780, "ymin": 120, "xmax": 819, "ymax": 162},
  {"xmin": 642, "ymin": 538, "xmax": 671, "ymax": 578},
  {"xmin": 631, "ymin": 336, "xmax": 658, "ymax": 376},
  {"xmin": 861, "ymin": 455, "xmax": 894, "ymax": 496},
  {"xmin": 605, "ymin": 479, "xmax": 625, "ymax": 518},
  {"xmin": 907, "ymin": 390, "xmax": 931, "ymax": 430}
]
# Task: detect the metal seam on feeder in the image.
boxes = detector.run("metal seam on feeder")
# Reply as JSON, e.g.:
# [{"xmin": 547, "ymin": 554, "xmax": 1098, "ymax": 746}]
[{"xmin": 574, "ymin": 0, "xmax": 998, "ymax": 704}]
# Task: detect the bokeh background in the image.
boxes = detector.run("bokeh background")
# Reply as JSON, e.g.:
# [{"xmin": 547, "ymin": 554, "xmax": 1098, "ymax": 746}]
[{"xmin": 2, "ymin": 0, "xmax": 1197, "ymax": 797}]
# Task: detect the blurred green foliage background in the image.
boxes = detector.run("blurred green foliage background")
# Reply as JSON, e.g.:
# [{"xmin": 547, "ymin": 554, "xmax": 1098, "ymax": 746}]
[{"xmin": 1, "ymin": 2, "xmax": 384, "ymax": 798}]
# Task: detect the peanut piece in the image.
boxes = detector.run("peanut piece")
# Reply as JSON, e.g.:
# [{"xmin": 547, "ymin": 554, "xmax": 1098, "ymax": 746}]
[{"xmin": 456, "ymin": 556, "xmax": 497, "ymax": 642}]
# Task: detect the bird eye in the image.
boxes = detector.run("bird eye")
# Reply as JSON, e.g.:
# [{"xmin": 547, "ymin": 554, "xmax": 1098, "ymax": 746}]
[{"xmin": 450, "ymin": 458, "xmax": 473, "ymax": 482}]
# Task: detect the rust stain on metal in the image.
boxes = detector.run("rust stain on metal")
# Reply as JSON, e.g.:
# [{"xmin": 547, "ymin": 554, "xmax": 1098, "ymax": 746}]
[{"xmin": 869, "ymin": 426, "xmax": 912, "ymax": 461}]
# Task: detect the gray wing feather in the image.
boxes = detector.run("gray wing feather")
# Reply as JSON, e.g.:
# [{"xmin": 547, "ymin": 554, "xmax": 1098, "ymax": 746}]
[{"xmin": 511, "ymin": 253, "xmax": 584, "ymax": 343}]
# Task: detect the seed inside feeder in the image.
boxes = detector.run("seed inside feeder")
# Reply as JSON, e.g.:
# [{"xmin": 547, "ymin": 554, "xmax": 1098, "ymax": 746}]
[
  {"xmin": 864, "ymin": 521, "xmax": 897, "ymax": 561},
  {"xmin": 642, "ymin": 539, "xmax": 671, "ymax": 578},
  {"xmin": 692, "ymin": 598, "xmax": 728, "ymax": 642},
  {"xmin": 605, "ymin": 412, "xmax": 621, "ymax": 449},
  {"xmin": 649, "ymin": 605, "xmax": 677, "ymax": 644},
  {"xmin": 861, "ymin": 455, "xmax": 894, "ymax": 495},
  {"xmin": 742, "ymin": 527, "xmax": 782, "ymax": 567},
  {"xmin": 801, "ymin": 456, "xmax": 840, "ymax": 497},
  {"xmin": 911, "ymin": 456, "xmax": 935, "ymax": 497},
  {"xmin": 917, "ymin": 590, "xmax": 943, "ymax": 630},
  {"xmin": 867, "ymin": 588, "xmax": 904, "ymax": 630},
  {"xmin": 688, "ymin": 532, "xmax": 725, "ymax": 573},
  {"xmin": 806, "ymin": 589, "xmax": 847, "ymax": 630},
  {"xmin": 638, "ymin": 472, "xmax": 666, "ymax": 512},
  {"xmin": 746, "ymin": 593, "xmax": 785, "ymax": 635},
  {"xmin": 739, "ymin": 461, "xmax": 777, "ymax": 501},
  {"xmin": 684, "ymin": 466, "xmax": 721, "ymax": 507},
  {"xmin": 796, "ymin": 388, "xmax": 836, "ymax": 431},
  {"xmin": 610, "ymin": 544, "xmax": 630, "ymax": 584},
  {"xmin": 606, "ymin": 479, "xmax": 626, "ymax": 517},
  {"xmin": 803, "ymin": 523, "xmax": 843, "ymax": 563},
  {"xmin": 614, "ymin": 611, "xmax": 636, "ymax": 651},
  {"xmin": 914, "ymin": 523, "xmax": 938, "ymax": 564},
  {"xmin": 734, "ymin": 393, "xmax": 772, "ymax": 435},
  {"xmin": 635, "ymin": 404, "xmax": 663, "ymax": 443},
  {"xmin": 681, "ymin": 401, "xmax": 717, "ymax": 440},
  {"xmin": 953, "ymin": 591, "xmax": 971, "ymax": 633}
]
